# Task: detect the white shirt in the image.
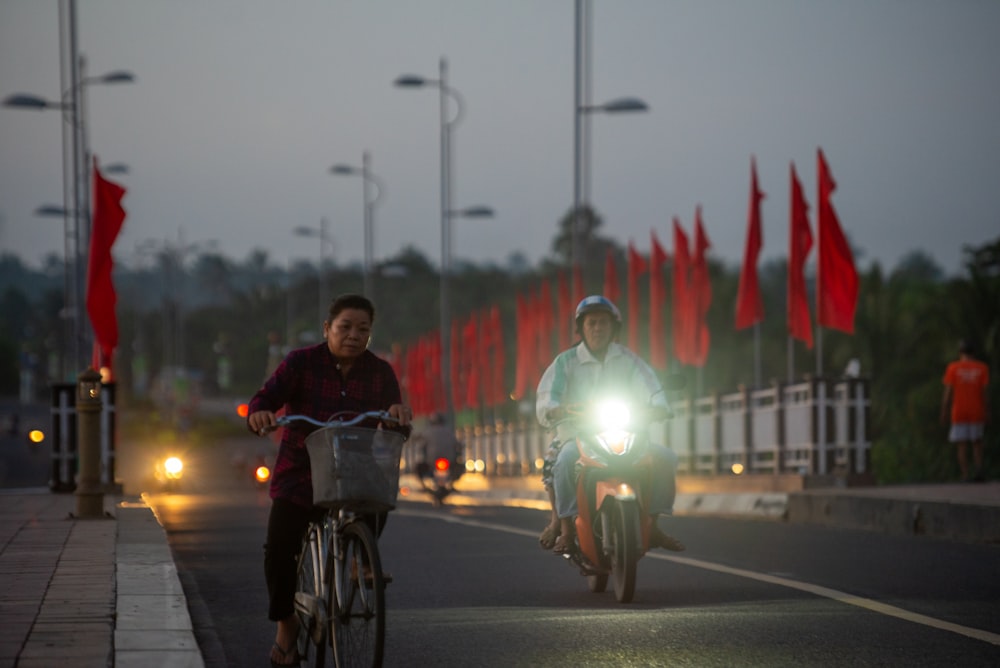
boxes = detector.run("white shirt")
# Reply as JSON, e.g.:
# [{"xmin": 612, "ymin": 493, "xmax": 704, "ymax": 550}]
[{"xmin": 535, "ymin": 341, "xmax": 669, "ymax": 442}]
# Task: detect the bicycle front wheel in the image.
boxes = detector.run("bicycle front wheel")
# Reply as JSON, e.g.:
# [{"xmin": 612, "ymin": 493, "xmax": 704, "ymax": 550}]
[
  {"xmin": 296, "ymin": 521, "xmax": 330, "ymax": 667},
  {"xmin": 330, "ymin": 520, "xmax": 385, "ymax": 668}
]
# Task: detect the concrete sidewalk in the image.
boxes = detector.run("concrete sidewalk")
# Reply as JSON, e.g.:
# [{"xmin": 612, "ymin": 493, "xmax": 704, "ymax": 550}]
[
  {"xmin": 1, "ymin": 478, "xmax": 997, "ymax": 668},
  {"xmin": 0, "ymin": 489, "xmax": 203, "ymax": 668}
]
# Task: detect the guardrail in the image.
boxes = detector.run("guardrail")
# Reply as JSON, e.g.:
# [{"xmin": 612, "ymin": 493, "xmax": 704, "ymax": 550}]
[{"xmin": 412, "ymin": 378, "xmax": 870, "ymax": 479}]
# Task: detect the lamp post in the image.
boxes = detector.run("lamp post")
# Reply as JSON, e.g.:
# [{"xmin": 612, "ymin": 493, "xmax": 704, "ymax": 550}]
[
  {"xmin": 135, "ymin": 235, "xmax": 217, "ymax": 372},
  {"xmin": 330, "ymin": 152, "xmax": 384, "ymax": 301},
  {"xmin": 4, "ymin": 59, "xmax": 134, "ymax": 374},
  {"xmin": 293, "ymin": 218, "xmax": 332, "ymax": 323},
  {"xmin": 570, "ymin": 0, "xmax": 647, "ymax": 270},
  {"xmin": 394, "ymin": 58, "xmax": 494, "ymax": 427}
]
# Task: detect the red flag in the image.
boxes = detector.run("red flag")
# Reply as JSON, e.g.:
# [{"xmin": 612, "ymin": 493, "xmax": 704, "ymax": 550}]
[
  {"xmin": 450, "ymin": 320, "xmax": 462, "ymax": 411},
  {"xmin": 513, "ymin": 293, "xmax": 534, "ymax": 400},
  {"xmin": 429, "ymin": 333, "xmax": 444, "ymax": 414},
  {"xmin": 788, "ymin": 163, "xmax": 814, "ymax": 348},
  {"xmin": 537, "ymin": 281, "xmax": 554, "ymax": 367},
  {"xmin": 649, "ymin": 230, "xmax": 669, "ymax": 369},
  {"xmin": 557, "ymin": 270, "xmax": 572, "ymax": 349},
  {"xmin": 735, "ymin": 156, "xmax": 765, "ymax": 330},
  {"xmin": 626, "ymin": 241, "xmax": 647, "ymax": 352},
  {"xmin": 672, "ymin": 218, "xmax": 692, "ymax": 364},
  {"xmin": 87, "ymin": 159, "xmax": 127, "ymax": 369},
  {"xmin": 463, "ymin": 314, "xmax": 480, "ymax": 409},
  {"xmin": 603, "ymin": 248, "xmax": 620, "ymax": 305},
  {"xmin": 490, "ymin": 305, "xmax": 506, "ymax": 405},
  {"xmin": 478, "ymin": 308, "xmax": 493, "ymax": 409},
  {"xmin": 816, "ymin": 148, "xmax": 858, "ymax": 333},
  {"xmin": 691, "ymin": 206, "xmax": 712, "ymax": 367}
]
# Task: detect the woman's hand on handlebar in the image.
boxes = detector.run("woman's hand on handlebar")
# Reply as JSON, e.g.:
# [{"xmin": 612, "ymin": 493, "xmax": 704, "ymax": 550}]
[
  {"xmin": 249, "ymin": 410, "xmax": 277, "ymax": 436},
  {"xmin": 386, "ymin": 403, "xmax": 412, "ymax": 428}
]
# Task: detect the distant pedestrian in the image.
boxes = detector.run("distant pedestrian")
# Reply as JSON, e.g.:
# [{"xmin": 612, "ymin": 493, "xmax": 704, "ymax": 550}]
[{"xmin": 941, "ymin": 339, "xmax": 990, "ymax": 482}]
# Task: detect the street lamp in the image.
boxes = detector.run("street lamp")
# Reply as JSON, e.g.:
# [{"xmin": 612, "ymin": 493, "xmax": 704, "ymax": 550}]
[
  {"xmin": 293, "ymin": 218, "xmax": 332, "ymax": 322},
  {"xmin": 570, "ymin": 0, "xmax": 647, "ymax": 271},
  {"xmin": 4, "ymin": 59, "xmax": 134, "ymax": 374},
  {"xmin": 134, "ymin": 235, "xmax": 217, "ymax": 423},
  {"xmin": 572, "ymin": 95, "xmax": 649, "ymax": 270},
  {"xmin": 330, "ymin": 153, "xmax": 384, "ymax": 300},
  {"xmin": 394, "ymin": 58, "xmax": 494, "ymax": 427}
]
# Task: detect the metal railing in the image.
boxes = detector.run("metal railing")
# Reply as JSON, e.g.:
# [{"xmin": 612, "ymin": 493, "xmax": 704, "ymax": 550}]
[{"xmin": 429, "ymin": 378, "xmax": 870, "ymax": 479}]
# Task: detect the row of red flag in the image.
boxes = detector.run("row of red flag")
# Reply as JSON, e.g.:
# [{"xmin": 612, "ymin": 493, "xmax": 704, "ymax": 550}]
[
  {"xmin": 736, "ymin": 147, "xmax": 859, "ymax": 347},
  {"xmin": 87, "ymin": 146, "xmax": 856, "ymax": 409},
  {"xmin": 397, "ymin": 147, "xmax": 859, "ymax": 414}
]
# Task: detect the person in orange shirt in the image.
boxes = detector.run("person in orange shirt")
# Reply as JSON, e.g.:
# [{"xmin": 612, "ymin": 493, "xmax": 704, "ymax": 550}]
[{"xmin": 941, "ymin": 340, "xmax": 990, "ymax": 482}]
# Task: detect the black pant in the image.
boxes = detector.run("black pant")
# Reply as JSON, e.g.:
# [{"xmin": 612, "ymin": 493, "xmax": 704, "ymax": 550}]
[{"xmin": 264, "ymin": 498, "xmax": 387, "ymax": 621}]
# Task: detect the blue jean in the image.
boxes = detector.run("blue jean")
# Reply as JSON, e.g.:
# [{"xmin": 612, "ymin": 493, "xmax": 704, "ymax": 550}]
[{"xmin": 552, "ymin": 439, "xmax": 678, "ymax": 519}]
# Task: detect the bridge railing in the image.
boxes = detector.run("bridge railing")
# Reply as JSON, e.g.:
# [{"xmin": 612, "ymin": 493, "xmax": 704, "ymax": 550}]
[{"xmin": 436, "ymin": 378, "xmax": 870, "ymax": 479}]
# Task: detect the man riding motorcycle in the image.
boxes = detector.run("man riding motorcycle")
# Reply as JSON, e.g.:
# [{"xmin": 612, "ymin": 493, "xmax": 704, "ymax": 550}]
[
  {"xmin": 535, "ymin": 295, "xmax": 685, "ymax": 554},
  {"xmin": 411, "ymin": 412, "xmax": 464, "ymax": 499}
]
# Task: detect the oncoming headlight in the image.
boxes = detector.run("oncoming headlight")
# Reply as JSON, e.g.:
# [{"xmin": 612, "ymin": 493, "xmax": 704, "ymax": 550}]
[{"xmin": 595, "ymin": 400, "xmax": 630, "ymax": 431}]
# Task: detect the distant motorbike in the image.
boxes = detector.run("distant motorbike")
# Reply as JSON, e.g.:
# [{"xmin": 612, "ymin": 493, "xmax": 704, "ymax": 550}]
[
  {"xmin": 417, "ymin": 456, "xmax": 460, "ymax": 507},
  {"xmin": 231, "ymin": 450, "xmax": 272, "ymax": 488},
  {"xmin": 153, "ymin": 454, "xmax": 185, "ymax": 492},
  {"xmin": 558, "ymin": 398, "xmax": 669, "ymax": 603},
  {"xmin": 251, "ymin": 453, "xmax": 272, "ymax": 487}
]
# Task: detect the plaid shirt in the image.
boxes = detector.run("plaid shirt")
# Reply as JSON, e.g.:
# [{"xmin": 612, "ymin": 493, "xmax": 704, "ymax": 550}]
[{"xmin": 248, "ymin": 343, "xmax": 403, "ymax": 508}]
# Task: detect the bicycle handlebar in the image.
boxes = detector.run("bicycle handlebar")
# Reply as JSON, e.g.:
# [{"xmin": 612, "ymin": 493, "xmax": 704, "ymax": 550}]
[{"xmin": 259, "ymin": 410, "xmax": 399, "ymax": 435}]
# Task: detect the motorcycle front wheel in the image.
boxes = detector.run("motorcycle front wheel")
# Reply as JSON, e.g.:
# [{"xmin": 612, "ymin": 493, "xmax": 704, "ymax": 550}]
[{"xmin": 610, "ymin": 499, "xmax": 639, "ymax": 603}]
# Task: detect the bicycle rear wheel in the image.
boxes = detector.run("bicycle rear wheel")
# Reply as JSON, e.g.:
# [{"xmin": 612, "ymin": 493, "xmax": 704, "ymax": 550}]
[
  {"xmin": 296, "ymin": 521, "xmax": 330, "ymax": 667},
  {"xmin": 330, "ymin": 520, "xmax": 385, "ymax": 668}
]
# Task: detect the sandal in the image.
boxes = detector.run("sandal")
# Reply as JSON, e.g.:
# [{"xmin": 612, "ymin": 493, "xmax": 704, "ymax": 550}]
[
  {"xmin": 270, "ymin": 641, "xmax": 301, "ymax": 667},
  {"xmin": 650, "ymin": 527, "xmax": 686, "ymax": 552},
  {"xmin": 551, "ymin": 532, "xmax": 576, "ymax": 555},
  {"xmin": 538, "ymin": 523, "xmax": 561, "ymax": 550}
]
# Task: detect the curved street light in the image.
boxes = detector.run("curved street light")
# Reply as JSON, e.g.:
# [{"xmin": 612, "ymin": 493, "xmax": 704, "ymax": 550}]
[
  {"xmin": 329, "ymin": 152, "xmax": 384, "ymax": 301},
  {"xmin": 395, "ymin": 58, "xmax": 493, "ymax": 427},
  {"xmin": 293, "ymin": 218, "xmax": 333, "ymax": 322},
  {"xmin": 4, "ymin": 60, "xmax": 135, "ymax": 375}
]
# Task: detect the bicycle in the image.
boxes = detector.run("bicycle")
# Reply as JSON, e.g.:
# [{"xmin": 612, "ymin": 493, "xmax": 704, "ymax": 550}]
[{"xmin": 270, "ymin": 410, "xmax": 407, "ymax": 668}]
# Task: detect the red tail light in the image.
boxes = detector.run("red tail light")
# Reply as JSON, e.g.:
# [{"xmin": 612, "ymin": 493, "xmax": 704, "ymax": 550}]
[{"xmin": 434, "ymin": 457, "xmax": 450, "ymax": 472}]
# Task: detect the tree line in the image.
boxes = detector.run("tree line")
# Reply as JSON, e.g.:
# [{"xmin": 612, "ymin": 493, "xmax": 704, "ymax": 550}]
[{"xmin": 1, "ymin": 215, "xmax": 996, "ymax": 484}]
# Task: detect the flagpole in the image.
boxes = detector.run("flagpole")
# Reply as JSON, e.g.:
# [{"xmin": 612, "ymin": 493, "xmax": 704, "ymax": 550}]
[
  {"xmin": 816, "ymin": 326, "xmax": 824, "ymax": 378},
  {"xmin": 787, "ymin": 335, "xmax": 794, "ymax": 384},
  {"xmin": 753, "ymin": 323, "xmax": 761, "ymax": 389}
]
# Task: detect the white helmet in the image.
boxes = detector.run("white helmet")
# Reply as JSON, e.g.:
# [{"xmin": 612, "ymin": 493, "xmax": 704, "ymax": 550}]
[{"xmin": 574, "ymin": 295, "xmax": 622, "ymax": 334}]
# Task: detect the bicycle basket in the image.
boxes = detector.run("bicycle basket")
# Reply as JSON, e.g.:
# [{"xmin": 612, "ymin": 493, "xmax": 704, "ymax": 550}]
[{"xmin": 305, "ymin": 426, "xmax": 405, "ymax": 511}]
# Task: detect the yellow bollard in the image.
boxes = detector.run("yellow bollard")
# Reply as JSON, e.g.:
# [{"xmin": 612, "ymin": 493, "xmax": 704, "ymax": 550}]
[{"xmin": 75, "ymin": 368, "xmax": 105, "ymax": 518}]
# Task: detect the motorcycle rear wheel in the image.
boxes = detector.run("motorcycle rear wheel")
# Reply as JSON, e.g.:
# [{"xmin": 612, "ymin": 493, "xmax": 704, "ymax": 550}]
[{"xmin": 610, "ymin": 500, "xmax": 638, "ymax": 603}]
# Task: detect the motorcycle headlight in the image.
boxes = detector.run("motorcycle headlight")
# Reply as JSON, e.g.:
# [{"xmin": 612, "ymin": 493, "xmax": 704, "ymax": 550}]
[
  {"xmin": 595, "ymin": 400, "xmax": 631, "ymax": 431},
  {"xmin": 593, "ymin": 400, "xmax": 635, "ymax": 456},
  {"xmin": 164, "ymin": 456, "xmax": 184, "ymax": 480}
]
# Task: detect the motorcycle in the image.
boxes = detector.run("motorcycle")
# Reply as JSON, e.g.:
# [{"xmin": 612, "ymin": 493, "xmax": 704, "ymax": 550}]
[
  {"xmin": 153, "ymin": 454, "xmax": 185, "ymax": 492},
  {"xmin": 559, "ymin": 398, "xmax": 669, "ymax": 603},
  {"xmin": 417, "ymin": 456, "xmax": 461, "ymax": 507}
]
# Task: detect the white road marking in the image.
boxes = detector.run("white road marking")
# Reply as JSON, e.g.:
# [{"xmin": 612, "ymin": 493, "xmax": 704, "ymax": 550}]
[{"xmin": 398, "ymin": 507, "xmax": 1000, "ymax": 646}]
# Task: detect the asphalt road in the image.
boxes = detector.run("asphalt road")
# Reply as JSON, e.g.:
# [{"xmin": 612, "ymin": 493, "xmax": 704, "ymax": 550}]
[{"xmin": 145, "ymin": 438, "xmax": 1000, "ymax": 668}]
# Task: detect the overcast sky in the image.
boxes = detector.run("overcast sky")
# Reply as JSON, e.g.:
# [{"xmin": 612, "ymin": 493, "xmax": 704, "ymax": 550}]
[{"xmin": 2, "ymin": 0, "xmax": 998, "ymax": 278}]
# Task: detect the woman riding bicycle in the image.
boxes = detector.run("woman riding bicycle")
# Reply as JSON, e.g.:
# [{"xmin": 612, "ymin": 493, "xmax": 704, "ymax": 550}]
[{"xmin": 247, "ymin": 293, "xmax": 412, "ymax": 667}]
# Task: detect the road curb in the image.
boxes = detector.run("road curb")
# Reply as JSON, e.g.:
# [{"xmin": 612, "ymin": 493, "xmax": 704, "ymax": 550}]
[{"xmin": 115, "ymin": 497, "xmax": 206, "ymax": 668}]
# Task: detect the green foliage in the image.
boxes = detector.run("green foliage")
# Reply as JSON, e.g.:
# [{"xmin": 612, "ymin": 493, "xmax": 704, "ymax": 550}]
[{"xmin": 3, "ymin": 226, "xmax": 998, "ymax": 484}]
